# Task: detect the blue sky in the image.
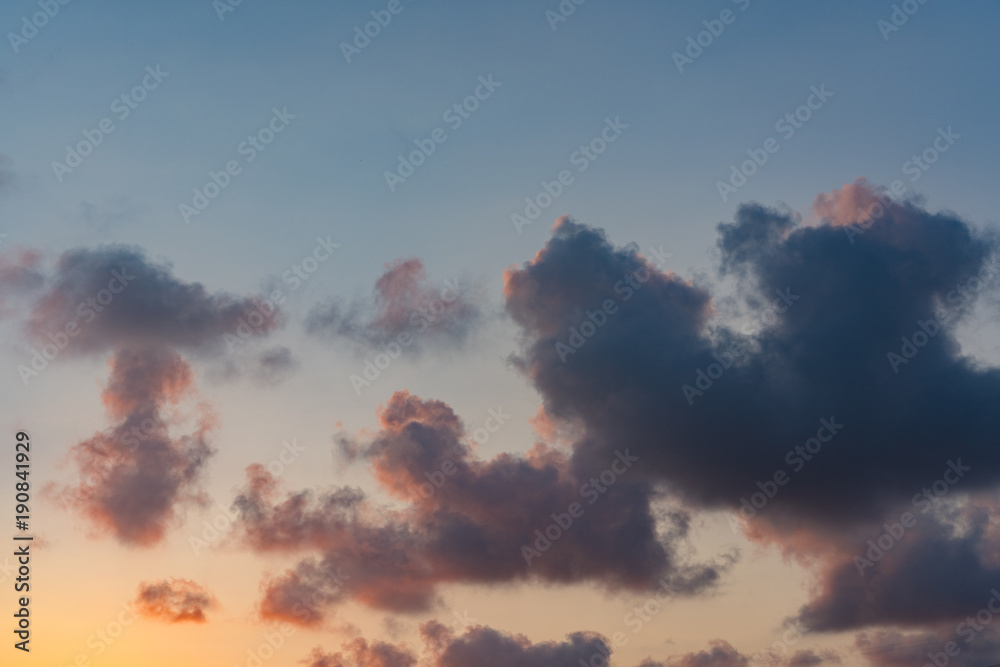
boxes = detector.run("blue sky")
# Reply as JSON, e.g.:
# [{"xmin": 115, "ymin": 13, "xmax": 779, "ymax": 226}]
[{"xmin": 2, "ymin": 2, "xmax": 1000, "ymax": 666}]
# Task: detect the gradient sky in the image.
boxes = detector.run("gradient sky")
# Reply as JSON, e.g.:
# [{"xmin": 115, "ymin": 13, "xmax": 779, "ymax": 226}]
[{"xmin": 2, "ymin": 1, "xmax": 1000, "ymax": 666}]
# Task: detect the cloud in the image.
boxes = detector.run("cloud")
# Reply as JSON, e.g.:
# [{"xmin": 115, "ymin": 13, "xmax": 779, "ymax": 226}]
[
  {"xmin": 19, "ymin": 244, "xmax": 281, "ymax": 357},
  {"xmin": 135, "ymin": 578, "xmax": 217, "ymax": 623},
  {"xmin": 303, "ymin": 623, "xmax": 610, "ymax": 667},
  {"xmin": 54, "ymin": 344, "xmax": 214, "ymax": 545},
  {"xmin": 0, "ymin": 243, "xmax": 286, "ymax": 544},
  {"xmin": 0, "ymin": 247, "xmax": 45, "ymax": 315},
  {"xmin": 856, "ymin": 627, "xmax": 1000, "ymax": 667},
  {"xmin": 306, "ymin": 257, "xmax": 481, "ymax": 352},
  {"xmin": 212, "ymin": 344, "xmax": 298, "ymax": 385},
  {"xmin": 500, "ymin": 184, "xmax": 1000, "ymax": 632},
  {"xmin": 795, "ymin": 499, "xmax": 1000, "ymax": 631},
  {"xmin": 428, "ymin": 623, "xmax": 610, "ymax": 667},
  {"xmin": 301, "ymin": 640, "xmax": 416, "ymax": 667},
  {"xmin": 647, "ymin": 639, "xmax": 839, "ymax": 667},
  {"xmin": 661, "ymin": 639, "xmax": 749, "ymax": 667},
  {"xmin": 234, "ymin": 391, "xmax": 730, "ymax": 623}
]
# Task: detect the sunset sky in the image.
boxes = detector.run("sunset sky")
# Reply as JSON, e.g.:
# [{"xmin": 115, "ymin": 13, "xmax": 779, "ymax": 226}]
[{"xmin": 2, "ymin": 1, "xmax": 1000, "ymax": 666}]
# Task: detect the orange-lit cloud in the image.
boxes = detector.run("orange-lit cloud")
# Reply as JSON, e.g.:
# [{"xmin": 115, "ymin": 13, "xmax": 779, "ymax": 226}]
[{"xmin": 135, "ymin": 578, "xmax": 217, "ymax": 623}]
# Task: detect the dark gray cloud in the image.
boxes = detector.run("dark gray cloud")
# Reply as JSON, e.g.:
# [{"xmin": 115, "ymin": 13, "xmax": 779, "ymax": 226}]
[
  {"xmin": 855, "ymin": 626, "xmax": 1000, "ymax": 667},
  {"xmin": 21, "ymin": 244, "xmax": 282, "ymax": 356},
  {"xmin": 501, "ymin": 181, "xmax": 1000, "ymax": 632}
]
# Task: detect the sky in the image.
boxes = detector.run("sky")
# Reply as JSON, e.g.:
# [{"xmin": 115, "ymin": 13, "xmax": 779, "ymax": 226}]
[{"xmin": 1, "ymin": 1, "xmax": 1000, "ymax": 666}]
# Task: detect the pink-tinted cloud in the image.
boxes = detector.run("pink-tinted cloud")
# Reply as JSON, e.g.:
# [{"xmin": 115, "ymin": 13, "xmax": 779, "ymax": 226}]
[
  {"xmin": 306, "ymin": 257, "xmax": 481, "ymax": 352},
  {"xmin": 235, "ymin": 391, "xmax": 730, "ymax": 623},
  {"xmin": 813, "ymin": 177, "xmax": 890, "ymax": 227},
  {"xmin": 54, "ymin": 344, "xmax": 214, "ymax": 546}
]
